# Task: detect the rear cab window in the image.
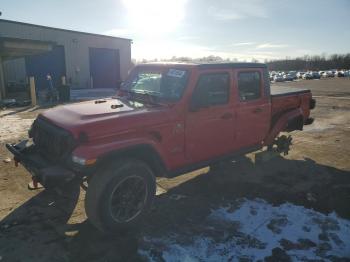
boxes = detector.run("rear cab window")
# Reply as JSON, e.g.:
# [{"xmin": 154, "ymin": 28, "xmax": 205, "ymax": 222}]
[
  {"xmin": 237, "ymin": 71, "xmax": 262, "ymax": 101},
  {"xmin": 192, "ymin": 73, "xmax": 230, "ymax": 107}
]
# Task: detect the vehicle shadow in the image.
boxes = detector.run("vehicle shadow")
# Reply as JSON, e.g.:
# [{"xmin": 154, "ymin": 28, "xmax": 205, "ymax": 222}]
[
  {"xmin": 142, "ymin": 155, "xmax": 350, "ymax": 238},
  {"xmin": 1, "ymin": 155, "xmax": 350, "ymax": 261}
]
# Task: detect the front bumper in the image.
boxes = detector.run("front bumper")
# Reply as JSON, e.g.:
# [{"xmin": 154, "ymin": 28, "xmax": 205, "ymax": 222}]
[{"xmin": 6, "ymin": 140, "xmax": 76, "ymax": 188}]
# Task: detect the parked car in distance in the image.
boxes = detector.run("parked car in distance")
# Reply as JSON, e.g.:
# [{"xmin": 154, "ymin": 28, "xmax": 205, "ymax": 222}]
[
  {"xmin": 274, "ymin": 74, "xmax": 285, "ymax": 82},
  {"xmin": 288, "ymin": 71, "xmax": 298, "ymax": 80},
  {"xmin": 324, "ymin": 71, "xmax": 335, "ymax": 77},
  {"xmin": 283, "ymin": 73, "xmax": 294, "ymax": 81},
  {"xmin": 297, "ymin": 72, "xmax": 306, "ymax": 79},
  {"xmin": 311, "ymin": 71, "xmax": 321, "ymax": 79},
  {"xmin": 302, "ymin": 72, "xmax": 313, "ymax": 80},
  {"xmin": 335, "ymin": 70, "xmax": 345, "ymax": 77}
]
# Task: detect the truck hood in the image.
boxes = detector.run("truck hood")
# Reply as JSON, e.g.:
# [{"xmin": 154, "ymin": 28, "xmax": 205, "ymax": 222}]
[
  {"xmin": 40, "ymin": 98, "xmax": 172, "ymax": 139},
  {"xmin": 43, "ymin": 98, "xmax": 138, "ymax": 121}
]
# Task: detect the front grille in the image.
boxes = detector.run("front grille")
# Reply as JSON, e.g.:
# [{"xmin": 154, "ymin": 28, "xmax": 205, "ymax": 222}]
[{"xmin": 31, "ymin": 118, "xmax": 75, "ymax": 160}]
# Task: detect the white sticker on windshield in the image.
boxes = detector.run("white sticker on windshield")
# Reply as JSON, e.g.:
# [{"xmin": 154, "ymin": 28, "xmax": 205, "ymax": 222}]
[{"xmin": 167, "ymin": 69, "xmax": 186, "ymax": 78}]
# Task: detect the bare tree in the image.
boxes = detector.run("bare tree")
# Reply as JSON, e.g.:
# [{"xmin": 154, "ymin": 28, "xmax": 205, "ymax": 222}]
[{"xmin": 266, "ymin": 53, "xmax": 350, "ymax": 71}]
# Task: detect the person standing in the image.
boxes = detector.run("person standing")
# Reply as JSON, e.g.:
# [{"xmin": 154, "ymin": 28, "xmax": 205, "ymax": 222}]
[{"xmin": 46, "ymin": 74, "xmax": 56, "ymax": 103}]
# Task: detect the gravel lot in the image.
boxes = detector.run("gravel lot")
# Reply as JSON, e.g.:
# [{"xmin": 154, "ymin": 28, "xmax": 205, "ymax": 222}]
[{"xmin": 0, "ymin": 77, "xmax": 350, "ymax": 261}]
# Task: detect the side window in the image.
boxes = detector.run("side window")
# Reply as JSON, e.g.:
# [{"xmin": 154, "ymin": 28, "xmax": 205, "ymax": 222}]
[
  {"xmin": 238, "ymin": 71, "xmax": 261, "ymax": 101},
  {"xmin": 192, "ymin": 73, "xmax": 229, "ymax": 107}
]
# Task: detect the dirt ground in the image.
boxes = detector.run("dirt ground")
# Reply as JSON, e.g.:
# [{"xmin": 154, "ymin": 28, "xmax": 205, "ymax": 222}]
[{"xmin": 0, "ymin": 77, "xmax": 350, "ymax": 261}]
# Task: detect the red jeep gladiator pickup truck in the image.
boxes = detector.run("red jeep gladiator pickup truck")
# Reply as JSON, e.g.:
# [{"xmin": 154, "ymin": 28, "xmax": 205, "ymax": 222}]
[{"xmin": 6, "ymin": 62, "xmax": 315, "ymax": 233}]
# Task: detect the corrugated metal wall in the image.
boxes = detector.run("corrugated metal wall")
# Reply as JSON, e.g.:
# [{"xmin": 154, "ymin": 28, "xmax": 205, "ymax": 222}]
[
  {"xmin": 3, "ymin": 58, "xmax": 26, "ymax": 84},
  {"xmin": 0, "ymin": 19, "xmax": 132, "ymax": 89}
]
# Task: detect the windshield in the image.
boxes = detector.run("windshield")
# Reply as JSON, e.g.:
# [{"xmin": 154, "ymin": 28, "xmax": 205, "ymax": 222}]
[{"xmin": 121, "ymin": 68, "xmax": 189, "ymax": 102}]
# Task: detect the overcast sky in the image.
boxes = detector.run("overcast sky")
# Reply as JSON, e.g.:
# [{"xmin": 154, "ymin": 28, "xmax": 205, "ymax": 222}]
[{"xmin": 1, "ymin": 0, "xmax": 350, "ymax": 61}]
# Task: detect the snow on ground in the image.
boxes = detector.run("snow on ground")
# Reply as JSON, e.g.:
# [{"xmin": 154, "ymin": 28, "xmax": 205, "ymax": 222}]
[
  {"xmin": 139, "ymin": 199, "xmax": 350, "ymax": 261},
  {"xmin": 0, "ymin": 113, "xmax": 34, "ymax": 142}
]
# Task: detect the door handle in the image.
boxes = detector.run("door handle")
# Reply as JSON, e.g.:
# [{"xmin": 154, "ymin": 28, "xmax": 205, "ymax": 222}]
[
  {"xmin": 221, "ymin": 112, "xmax": 233, "ymax": 120},
  {"xmin": 253, "ymin": 107, "xmax": 263, "ymax": 113}
]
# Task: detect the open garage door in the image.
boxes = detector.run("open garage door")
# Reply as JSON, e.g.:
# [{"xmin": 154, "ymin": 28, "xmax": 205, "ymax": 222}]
[
  {"xmin": 0, "ymin": 37, "xmax": 55, "ymax": 99},
  {"xmin": 25, "ymin": 45, "xmax": 66, "ymax": 91},
  {"xmin": 89, "ymin": 48, "xmax": 120, "ymax": 89}
]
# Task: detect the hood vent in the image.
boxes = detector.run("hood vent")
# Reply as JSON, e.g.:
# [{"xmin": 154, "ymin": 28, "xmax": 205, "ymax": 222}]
[{"xmin": 111, "ymin": 104, "xmax": 124, "ymax": 109}]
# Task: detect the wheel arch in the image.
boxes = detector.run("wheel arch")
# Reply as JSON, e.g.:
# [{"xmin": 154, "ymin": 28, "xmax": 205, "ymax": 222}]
[
  {"xmin": 286, "ymin": 114, "xmax": 304, "ymax": 132},
  {"xmin": 264, "ymin": 108, "xmax": 304, "ymax": 146},
  {"xmin": 96, "ymin": 144, "xmax": 167, "ymax": 177}
]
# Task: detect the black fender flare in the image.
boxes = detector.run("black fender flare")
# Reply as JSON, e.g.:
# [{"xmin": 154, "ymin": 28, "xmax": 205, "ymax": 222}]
[{"xmin": 95, "ymin": 144, "xmax": 167, "ymax": 177}]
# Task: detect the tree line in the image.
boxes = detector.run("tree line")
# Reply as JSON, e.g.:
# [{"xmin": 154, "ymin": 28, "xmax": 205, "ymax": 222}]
[
  {"xmin": 266, "ymin": 54, "xmax": 350, "ymax": 71},
  {"xmin": 133, "ymin": 53, "xmax": 350, "ymax": 71}
]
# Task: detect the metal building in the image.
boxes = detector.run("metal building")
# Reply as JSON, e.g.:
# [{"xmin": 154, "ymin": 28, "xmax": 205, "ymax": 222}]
[{"xmin": 0, "ymin": 19, "xmax": 132, "ymax": 100}]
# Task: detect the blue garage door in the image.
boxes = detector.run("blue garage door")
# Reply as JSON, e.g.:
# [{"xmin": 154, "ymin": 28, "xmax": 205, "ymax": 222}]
[
  {"xmin": 25, "ymin": 46, "xmax": 66, "ymax": 91},
  {"xmin": 89, "ymin": 48, "xmax": 120, "ymax": 89}
]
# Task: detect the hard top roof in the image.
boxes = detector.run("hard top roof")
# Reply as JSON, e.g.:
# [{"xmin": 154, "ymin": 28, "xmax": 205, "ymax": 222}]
[{"xmin": 140, "ymin": 62, "xmax": 267, "ymax": 69}]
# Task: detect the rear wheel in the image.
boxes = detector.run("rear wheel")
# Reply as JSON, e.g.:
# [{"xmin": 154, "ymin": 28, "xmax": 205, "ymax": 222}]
[{"xmin": 85, "ymin": 159, "xmax": 156, "ymax": 233}]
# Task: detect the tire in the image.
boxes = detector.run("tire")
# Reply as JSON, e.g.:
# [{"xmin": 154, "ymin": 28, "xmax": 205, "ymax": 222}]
[
  {"xmin": 209, "ymin": 161, "xmax": 223, "ymax": 172},
  {"xmin": 210, "ymin": 159, "xmax": 230, "ymax": 172},
  {"xmin": 85, "ymin": 158, "xmax": 156, "ymax": 233}
]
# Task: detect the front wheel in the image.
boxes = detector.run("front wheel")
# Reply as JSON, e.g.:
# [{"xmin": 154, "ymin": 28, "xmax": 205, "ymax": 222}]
[{"xmin": 85, "ymin": 159, "xmax": 156, "ymax": 233}]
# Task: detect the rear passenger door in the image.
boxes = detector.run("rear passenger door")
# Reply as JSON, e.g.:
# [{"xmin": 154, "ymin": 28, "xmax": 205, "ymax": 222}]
[
  {"xmin": 234, "ymin": 69, "xmax": 271, "ymax": 148},
  {"xmin": 185, "ymin": 71, "xmax": 235, "ymax": 163}
]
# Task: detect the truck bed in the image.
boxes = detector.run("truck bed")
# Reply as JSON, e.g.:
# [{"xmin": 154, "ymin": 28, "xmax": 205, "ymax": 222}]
[
  {"xmin": 271, "ymin": 85, "xmax": 312, "ymax": 119},
  {"xmin": 271, "ymin": 85, "xmax": 310, "ymax": 97}
]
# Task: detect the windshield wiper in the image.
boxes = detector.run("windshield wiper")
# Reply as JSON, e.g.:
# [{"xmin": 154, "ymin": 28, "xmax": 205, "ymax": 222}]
[
  {"xmin": 118, "ymin": 89, "xmax": 172, "ymax": 106},
  {"xmin": 118, "ymin": 89, "xmax": 158, "ymax": 105},
  {"xmin": 134, "ymin": 90, "xmax": 161, "ymax": 105}
]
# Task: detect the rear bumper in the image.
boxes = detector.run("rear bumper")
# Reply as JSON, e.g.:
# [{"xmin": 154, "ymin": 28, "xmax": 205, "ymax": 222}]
[
  {"xmin": 310, "ymin": 98, "xmax": 316, "ymax": 110},
  {"xmin": 304, "ymin": 98, "xmax": 316, "ymax": 125},
  {"xmin": 6, "ymin": 141, "xmax": 76, "ymax": 188},
  {"xmin": 304, "ymin": 117, "xmax": 314, "ymax": 125}
]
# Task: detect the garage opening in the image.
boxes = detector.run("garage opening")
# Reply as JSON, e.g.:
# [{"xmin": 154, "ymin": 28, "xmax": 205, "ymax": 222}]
[
  {"xmin": 25, "ymin": 45, "xmax": 66, "ymax": 91},
  {"xmin": 89, "ymin": 48, "xmax": 120, "ymax": 89}
]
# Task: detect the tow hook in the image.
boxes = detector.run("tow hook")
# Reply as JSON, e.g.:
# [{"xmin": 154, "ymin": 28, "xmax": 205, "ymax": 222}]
[
  {"xmin": 14, "ymin": 157, "xmax": 20, "ymax": 167},
  {"xmin": 28, "ymin": 176, "xmax": 44, "ymax": 190},
  {"xmin": 305, "ymin": 118, "xmax": 314, "ymax": 125}
]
